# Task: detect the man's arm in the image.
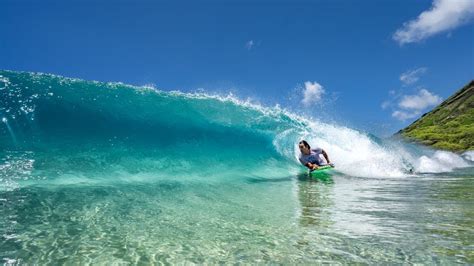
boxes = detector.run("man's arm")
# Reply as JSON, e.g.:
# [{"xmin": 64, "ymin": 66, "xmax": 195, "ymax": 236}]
[{"xmin": 321, "ymin": 149, "xmax": 331, "ymax": 164}]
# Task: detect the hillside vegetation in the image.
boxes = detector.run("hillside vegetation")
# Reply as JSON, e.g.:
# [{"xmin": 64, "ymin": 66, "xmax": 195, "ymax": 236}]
[{"xmin": 397, "ymin": 80, "xmax": 474, "ymax": 152}]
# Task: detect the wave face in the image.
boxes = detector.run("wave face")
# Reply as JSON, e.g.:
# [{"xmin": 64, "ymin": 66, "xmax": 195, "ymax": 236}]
[{"xmin": 0, "ymin": 71, "xmax": 471, "ymax": 189}]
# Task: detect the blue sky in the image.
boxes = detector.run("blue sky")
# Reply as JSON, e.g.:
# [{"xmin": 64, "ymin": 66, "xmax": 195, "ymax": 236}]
[{"xmin": 1, "ymin": 0, "xmax": 473, "ymax": 136}]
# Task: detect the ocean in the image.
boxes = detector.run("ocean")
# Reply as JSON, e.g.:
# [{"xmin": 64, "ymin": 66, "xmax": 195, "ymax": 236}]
[{"xmin": 1, "ymin": 70, "xmax": 473, "ymax": 264}]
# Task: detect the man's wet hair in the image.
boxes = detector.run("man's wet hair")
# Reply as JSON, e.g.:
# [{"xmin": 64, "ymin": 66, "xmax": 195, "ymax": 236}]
[{"xmin": 299, "ymin": 140, "xmax": 310, "ymax": 149}]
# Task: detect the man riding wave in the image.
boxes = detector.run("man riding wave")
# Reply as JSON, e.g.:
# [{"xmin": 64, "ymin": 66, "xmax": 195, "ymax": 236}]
[{"xmin": 298, "ymin": 140, "xmax": 334, "ymax": 170}]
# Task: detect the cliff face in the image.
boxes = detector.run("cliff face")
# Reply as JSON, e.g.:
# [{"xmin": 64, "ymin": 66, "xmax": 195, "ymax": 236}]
[{"xmin": 397, "ymin": 80, "xmax": 474, "ymax": 152}]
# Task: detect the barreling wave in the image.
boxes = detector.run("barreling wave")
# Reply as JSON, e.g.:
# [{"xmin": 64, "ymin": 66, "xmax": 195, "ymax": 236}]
[{"xmin": 0, "ymin": 70, "xmax": 471, "ymax": 189}]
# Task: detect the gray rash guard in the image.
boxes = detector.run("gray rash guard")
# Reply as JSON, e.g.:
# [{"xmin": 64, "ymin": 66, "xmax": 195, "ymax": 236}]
[{"xmin": 299, "ymin": 148, "xmax": 328, "ymax": 166}]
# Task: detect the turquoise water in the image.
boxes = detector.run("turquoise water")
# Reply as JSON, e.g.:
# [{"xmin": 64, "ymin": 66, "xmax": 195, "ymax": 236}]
[{"xmin": 1, "ymin": 71, "xmax": 473, "ymax": 264}]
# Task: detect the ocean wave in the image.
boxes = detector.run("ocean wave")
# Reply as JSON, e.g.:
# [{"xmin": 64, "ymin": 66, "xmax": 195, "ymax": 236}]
[{"xmin": 0, "ymin": 70, "xmax": 471, "ymax": 189}]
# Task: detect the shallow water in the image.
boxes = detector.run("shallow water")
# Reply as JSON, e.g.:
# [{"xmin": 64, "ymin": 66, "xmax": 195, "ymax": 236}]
[{"xmin": 1, "ymin": 166, "xmax": 473, "ymax": 264}]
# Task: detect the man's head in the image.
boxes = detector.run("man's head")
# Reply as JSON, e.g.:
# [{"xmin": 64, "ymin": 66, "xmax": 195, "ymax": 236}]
[{"xmin": 298, "ymin": 140, "xmax": 311, "ymax": 155}]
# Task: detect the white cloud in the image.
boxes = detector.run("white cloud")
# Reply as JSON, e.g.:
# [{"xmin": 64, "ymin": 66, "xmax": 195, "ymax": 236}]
[
  {"xmin": 393, "ymin": 0, "xmax": 474, "ymax": 45},
  {"xmin": 392, "ymin": 110, "xmax": 421, "ymax": 121},
  {"xmin": 245, "ymin": 40, "xmax": 254, "ymax": 50},
  {"xmin": 381, "ymin": 101, "xmax": 391, "ymax": 110},
  {"xmin": 400, "ymin": 67, "xmax": 427, "ymax": 85},
  {"xmin": 398, "ymin": 89, "xmax": 442, "ymax": 110},
  {"xmin": 384, "ymin": 88, "xmax": 443, "ymax": 121},
  {"xmin": 301, "ymin": 81, "xmax": 325, "ymax": 106}
]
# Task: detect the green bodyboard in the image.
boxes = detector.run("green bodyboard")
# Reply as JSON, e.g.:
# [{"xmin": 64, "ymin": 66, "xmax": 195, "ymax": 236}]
[
  {"xmin": 310, "ymin": 165, "xmax": 333, "ymax": 172},
  {"xmin": 309, "ymin": 165, "xmax": 334, "ymax": 181}
]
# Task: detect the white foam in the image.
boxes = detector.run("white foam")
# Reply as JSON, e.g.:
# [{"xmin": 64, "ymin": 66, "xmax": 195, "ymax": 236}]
[
  {"xmin": 461, "ymin": 151, "xmax": 474, "ymax": 162},
  {"xmin": 296, "ymin": 121, "xmax": 471, "ymax": 176},
  {"xmin": 416, "ymin": 151, "xmax": 470, "ymax": 173},
  {"xmin": 300, "ymin": 121, "xmax": 407, "ymax": 178}
]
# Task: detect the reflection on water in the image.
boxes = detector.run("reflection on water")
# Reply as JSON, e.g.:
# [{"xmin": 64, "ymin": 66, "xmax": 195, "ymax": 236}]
[
  {"xmin": 294, "ymin": 169, "xmax": 474, "ymax": 264},
  {"xmin": 296, "ymin": 173, "xmax": 334, "ymax": 228}
]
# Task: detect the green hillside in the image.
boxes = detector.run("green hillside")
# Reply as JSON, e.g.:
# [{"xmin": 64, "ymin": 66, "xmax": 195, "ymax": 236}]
[{"xmin": 397, "ymin": 80, "xmax": 474, "ymax": 152}]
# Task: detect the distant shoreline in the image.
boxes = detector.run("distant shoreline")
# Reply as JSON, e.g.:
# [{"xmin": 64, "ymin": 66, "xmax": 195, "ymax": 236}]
[{"xmin": 397, "ymin": 80, "xmax": 474, "ymax": 153}]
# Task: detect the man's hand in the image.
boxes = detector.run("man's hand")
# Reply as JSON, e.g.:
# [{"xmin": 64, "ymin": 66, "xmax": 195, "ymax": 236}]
[{"xmin": 307, "ymin": 163, "xmax": 318, "ymax": 170}]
